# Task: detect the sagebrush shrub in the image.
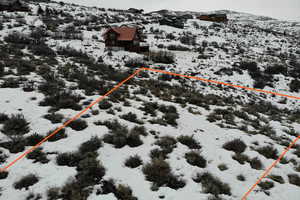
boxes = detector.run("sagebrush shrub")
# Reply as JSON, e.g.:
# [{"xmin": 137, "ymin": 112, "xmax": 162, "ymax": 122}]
[
  {"xmin": 47, "ymin": 128, "xmax": 67, "ymax": 142},
  {"xmin": 185, "ymin": 151, "xmax": 207, "ymax": 168},
  {"xmin": 0, "ymin": 171, "xmax": 8, "ymax": 180},
  {"xmin": 125, "ymin": 155, "xmax": 143, "ymax": 168},
  {"xmin": 2, "ymin": 114, "xmax": 30, "ymax": 136},
  {"xmin": 79, "ymin": 136, "xmax": 102, "ymax": 154},
  {"xmin": 27, "ymin": 147, "xmax": 49, "ymax": 164},
  {"xmin": 56, "ymin": 152, "xmax": 82, "ymax": 167},
  {"xmin": 193, "ymin": 172, "xmax": 231, "ymax": 196},
  {"xmin": 68, "ymin": 119, "xmax": 88, "ymax": 131},
  {"xmin": 26, "ymin": 133, "xmax": 44, "ymax": 146},
  {"xmin": 288, "ymin": 174, "xmax": 300, "ymax": 186},
  {"xmin": 14, "ymin": 174, "xmax": 39, "ymax": 190},
  {"xmin": 249, "ymin": 157, "xmax": 263, "ymax": 170},
  {"xmin": 256, "ymin": 146, "xmax": 278, "ymax": 159},
  {"xmin": 258, "ymin": 181, "xmax": 274, "ymax": 190},
  {"xmin": 155, "ymin": 136, "xmax": 177, "ymax": 154},
  {"xmin": 177, "ymin": 135, "xmax": 201, "ymax": 149},
  {"xmin": 223, "ymin": 139, "xmax": 247, "ymax": 154},
  {"xmin": 98, "ymin": 100, "xmax": 113, "ymax": 110},
  {"xmin": 44, "ymin": 113, "xmax": 64, "ymax": 124},
  {"xmin": 0, "ymin": 113, "xmax": 8, "ymax": 123},
  {"xmin": 143, "ymin": 158, "xmax": 185, "ymax": 189},
  {"xmin": 114, "ymin": 184, "xmax": 138, "ymax": 200}
]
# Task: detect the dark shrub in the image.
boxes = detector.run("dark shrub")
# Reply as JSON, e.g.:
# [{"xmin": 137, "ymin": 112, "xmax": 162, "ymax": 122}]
[
  {"xmin": 237, "ymin": 174, "xmax": 246, "ymax": 181},
  {"xmin": 193, "ymin": 172, "xmax": 231, "ymax": 196},
  {"xmin": 249, "ymin": 157, "xmax": 263, "ymax": 170},
  {"xmin": 47, "ymin": 128, "xmax": 67, "ymax": 142},
  {"xmin": 150, "ymin": 148, "xmax": 169, "ymax": 160},
  {"xmin": 288, "ymin": 174, "xmax": 300, "ymax": 187},
  {"xmin": 125, "ymin": 58, "xmax": 147, "ymax": 68},
  {"xmin": 167, "ymin": 45, "xmax": 190, "ymax": 51},
  {"xmin": 0, "ymin": 113, "xmax": 9, "ymax": 123},
  {"xmin": 239, "ymin": 61, "xmax": 258, "ymax": 72},
  {"xmin": 47, "ymin": 187, "xmax": 60, "ymax": 200},
  {"xmin": 150, "ymin": 51, "xmax": 175, "ymax": 64},
  {"xmin": 2, "ymin": 114, "xmax": 30, "ymax": 136},
  {"xmin": 26, "ymin": 133, "xmax": 44, "ymax": 146},
  {"xmin": 60, "ymin": 179, "xmax": 89, "ymax": 200},
  {"xmin": 39, "ymin": 90, "xmax": 82, "ymax": 111},
  {"xmin": 27, "ymin": 147, "xmax": 49, "ymax": 164},
  {"xmin": 127, "ymin": 131, "xmax": 143, "ymax": 147},
  {"xmin": 125, "ymin": 155, "xmax": 143, "ymax": 168},
  {"xmin": 68, "ymin": 119, "xmax": 88, "ymax": 131},
  {"xmin": 130, "ymin": 126, "xmax": 148, "ymax": 136},
  {"xmin": 79, "ymin": 136, "xmax": 102, "ymax": 154},
  {"xmin": 56, "ymin": 152, "xmax": 81, "ymax": 167},
  {"xmin": 232, "ymin": 153, "xmax": 249, "ymax": 164},
  {"xmin": 166, "ymin": 175, "xmax": 186, "ymax": 190},
  {"xmin": 143, "ymin": 158, "xmax": 184, "ymax": 189},
  {"xmin": 76, "ymin": 152, "xmax": 106, "ymax": 187},
  {"xmin": 185, "ymin": 151, "xmax": 207, "ymax": 168},
  {"xmin": 114, "ymin": 184, "xmax": 138, "ymax": 200},
  {"xmin": 0, "ymin": 171, "xmax": 8, "ymax": 179},
  {"xmin": 223, "ymin": 139, "xmax": 247, "ymax": 154},
  {"xmin": 98, "ymin": 100, "xmax": 112, "ymax": 110},
  {"xmin": 218, "ymin": 164, "xmax": 228, "ymax": 171},
  {"xmin": 1, "ymin": 77, "xmax": 20, "ymax": 88},
  {"xmin": 0, "ymin": 63, "xmax": 4, "ymax": 77},
  {"xmin": 256, "ymin": 146, "xmax": 278, "ymax": 159},
  {"xmin": 120, "ymin": 112, "xmax": 142, "ymax": 124},
  {"xmin": 265, "ymin": 64, "xmax": 287, "ymax": 75},
  {"xmin": 28, "ymin": 43, "xmax": 56, "ymax": 57},
  {"xmin": 4, "ymin": 32, "xmax": 31, "ymax": 45},
  {"xmin": 268, "ymin": 174, "xmax": 284, "ymax": 184},
  {"xmin": 0, "ymin": 137, "xmax": 26, "ymax": 153},
  {"xmin": 155, "ymin": 136, "xmax": 177, "ymax": 154},
  {"xmin": 44, "ymin": 113, "xmax": 64, "ymax": 124},
  {"xmin": 258, "ymin": 181, "xmax": 274, "ymax": 190},
  {"xmin": 140, "ymin": 101, "xmax": 158, "ymax": 116},
  {"xmin": 177, "ymin": 135, "xmax": 201, "ymax": 149},
  {"xmin": 290, "ymin": 79, "xmax": 300, "ymax": 92},
  {"xmin": 14, "ymin": 174, "xmax": 39, "ymax": 190}
]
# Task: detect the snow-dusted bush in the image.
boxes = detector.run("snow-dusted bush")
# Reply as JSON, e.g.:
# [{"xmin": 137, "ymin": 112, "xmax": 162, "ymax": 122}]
[
  {"xmin": 155, "ymin": 136, "xmax": 177, "ymax": 154},
  {"xmin": 26, "ymin": 133, "xmax": 44, "ymax": 146},
  {"xmin": 177, "ymin": 135, "xmax": 201, "ymax": 149},
  {"xmin": 0, "ymin": 113, "xmax": 8, "ymax": 123},
  {"xmin": 56, "ymin": 152, "xmax": 81, "ymax": 167},
  {"xmin": 79, "ymin": 136, "xmax": 102, "ymax": 154},
  {"xmin": 290, "ymin": 79, "xmax": 300, "ymax": 92},
  {"xmin": 44, "ymin": 113, "xmax": 64, "ymax": 124},
  {"xmin": 249, "ymin": 157, "xmax": 263, "ymax": 170},
  {"xmin": 47, "ymin": 128, "xmax": 67, "ymax": 142},
  {"xmin": 143, "ymin": 158, "xmax": 185, "ymax": 189},
  {"xmin": 193, "ymin": 172, "xmax": 231, "ymax": 196},
  {"xmin": 2, "ymin": 114, "xmax": 30, "ymax": 137},
  {"xmin": 288, "ymin": 174, "xmax": 300, "ymax": 186},
  {"xmin": 98, "ymin": 100, "xmax": 113, "ymax": 110},
  {"xmin": 232, "ymin": 153, "xmax": 249, "ymax": 164},
  {"xmin": 150, "ymin": 50, "xmax": 175, "ymax": 64},
  {"xmin": 256, "ymin": 146, "xmax": 278, "ymax": 159},
  {"xmin": 125, "ymin": 58, "xmax": 147, "ymax": 68},
  {"xmin": 258, "ymin": 181, "xmax": 274, "ymax": 190},
  {"xmin": 68, "ymin": 119, "xmax": 88, "ymax": 131},
  {"xmin": 125, "ymin": 155, "xmax": 143, "ymax": 168},
  {"xmin": 26, "ymin": 147, "xmax": 49, "ymax": 164},
  {"xmin": 223, "ymin": 139, "xmax": 247, "ymax": 154},
  {"xmin": 114, "ymin": 184, "xmax": 138, "ymax": 200},
  {"xmin": 185, "ymin": 151, "xmax": 207, "ymax": 168},
  {"xmin": 120, "ymin": 112, "xmax": 143, "ymax": 124},
  {"xmin": 0, "ymin": 171, "xmax": 8, "ymax": 180},
  {"xmin": 14, "ymin": 174, "xmax": 39, "ymax": 190}
]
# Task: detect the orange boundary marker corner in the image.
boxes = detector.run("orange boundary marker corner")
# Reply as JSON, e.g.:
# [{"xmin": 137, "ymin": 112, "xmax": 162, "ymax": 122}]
[{"xmin": 1, "ymin": 67, "xmax": 299, "ymax": 200}]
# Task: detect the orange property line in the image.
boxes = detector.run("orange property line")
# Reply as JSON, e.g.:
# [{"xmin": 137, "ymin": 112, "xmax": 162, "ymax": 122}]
[{"xmin": 1, "ymin": 67, "xmax": 299, "ymax": 200}]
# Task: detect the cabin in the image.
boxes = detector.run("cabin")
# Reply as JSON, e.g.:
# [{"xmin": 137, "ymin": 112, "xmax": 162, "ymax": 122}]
[
  {"xmin": 198, "ymin": 14, "xmax": 228, "ymax": 23},
  {"xmin": 102, "ymin": 26, "xmax": 149, "ymax": 53},
  {"xmin": 0, "ymin": 0, "xmax": 30, "ymax": 12}
]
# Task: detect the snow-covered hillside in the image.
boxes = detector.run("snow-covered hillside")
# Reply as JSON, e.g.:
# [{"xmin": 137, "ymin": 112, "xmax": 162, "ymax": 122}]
[{"xmin": 0, "ymin": 1, "xmax": 300, "ymax": 200}]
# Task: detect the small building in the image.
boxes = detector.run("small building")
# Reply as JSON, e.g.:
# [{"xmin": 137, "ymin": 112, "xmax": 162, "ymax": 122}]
[
  {"xmin": 102, "ymin": 26, "xmax": 149, "ymax": 53},
  {"xmin": 198, "ymin": 14, "xmax": 228, "ymax": 23},
  {"xmin": 0, "ymin": 0, "xmax": 30, "ymax": 12}
]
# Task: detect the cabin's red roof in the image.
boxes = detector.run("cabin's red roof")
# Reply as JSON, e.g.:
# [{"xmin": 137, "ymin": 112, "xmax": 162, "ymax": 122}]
[{"xmin": 103, "ymin": 27, "xmax": 137, "ymax": 41}]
